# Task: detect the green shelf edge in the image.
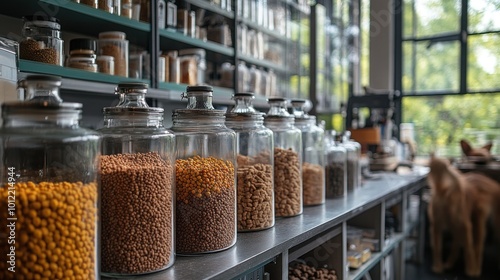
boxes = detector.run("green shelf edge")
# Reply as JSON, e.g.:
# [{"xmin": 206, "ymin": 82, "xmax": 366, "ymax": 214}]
[
  {"xmin": 19, "ymin": 60, "xmax": 149, "ymax": 85},
  {"xmin": 159, "ymin": 30, "xmax": 234, "ymax": 57}
]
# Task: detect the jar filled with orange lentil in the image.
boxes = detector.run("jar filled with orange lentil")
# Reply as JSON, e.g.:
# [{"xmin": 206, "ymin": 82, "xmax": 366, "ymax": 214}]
[
  {"xmin": 171, "ymin": 85, "xmax": 237, "ymax": 254},
  {"xmin": 290, "ymin": 99, "xmax": 325, "ymax": 206},
  {"xmin": 264, "ymin": 97, "xmax": 303, "ymax": 218},
  {"xmin": 98, "ymin": 82, "xmax": 175, "ymax": 275},
  {"xmin": 0, "ymin": 74, "xmax": 100, "ymax": 280},
  {"xmin": 225, "ymin": 93, "xmax": 275, "ymax": 232}
]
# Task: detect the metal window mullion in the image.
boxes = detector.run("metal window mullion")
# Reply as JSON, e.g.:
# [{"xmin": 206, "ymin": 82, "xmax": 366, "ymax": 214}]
[{"xmin": 460, "ymin": 0, "xmax": 468, "ymax": 94}]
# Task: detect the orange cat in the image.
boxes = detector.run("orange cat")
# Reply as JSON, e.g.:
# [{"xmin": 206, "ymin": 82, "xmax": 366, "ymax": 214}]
[
  {"xmin": 427, "ymin": 154, "xmax": 500, "ymax": 277},
  {"xmin": 460, "ymin": 139, "xmax": 493, "ymax": 162}
]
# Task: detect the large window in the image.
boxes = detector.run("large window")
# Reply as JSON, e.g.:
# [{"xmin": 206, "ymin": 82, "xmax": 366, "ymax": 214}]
[{"xmin": 396, "ymin": 0, "xmax": 500, "ymax": 157}]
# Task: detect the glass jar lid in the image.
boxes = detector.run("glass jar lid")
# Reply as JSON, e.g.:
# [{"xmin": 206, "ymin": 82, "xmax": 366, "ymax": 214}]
[
  {"xmin": 230, "ymin": 92, "xmax": 257, "ymax": 113},
  {"xmin": 174, "ymin": 85, "xmax": 226, "ymax": 119},
  {"xmin": 103, "ymin": 82, "xmax": 163, "ymax": 116},
  {"xmin": 265, "ymin": 97, "xmax": 293, "ymax": 119},
  {"xmin": 290, "ymin": 98, "xmax": 315, "ymax": 123},
  {"xmin": 18, "ymin": 74, "xmax": 63, "ymax": 104},
  {"xmin": 22, "ymin": 15, "xmax": 61, "ymax": 30},
  {"xmin": 70, "ymin": 38, "xmax": 97, "ymax": 52}
]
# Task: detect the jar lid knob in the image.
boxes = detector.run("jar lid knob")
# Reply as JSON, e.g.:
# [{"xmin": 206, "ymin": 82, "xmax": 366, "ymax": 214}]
[
  {"xmin": 290, "ymin": 98, "xmax": 313, "ymax": 118},
  {"xmin": 182, "ymin": 85, "xmax": 215, "ymax": 110},
  {"xmin": 230, "ymin": 92, "xmax": 257, "ymax": 113},
  {"xmin": 19, "ymin": 74, "xmax": 63, "ymax": 104},
  {"xmin": 114, "ymin": 82, "xmax": 149, "ymax": 108},
  {"xmin": 266, "ymin": 97, "xmax": 290, "ymax": 116}
]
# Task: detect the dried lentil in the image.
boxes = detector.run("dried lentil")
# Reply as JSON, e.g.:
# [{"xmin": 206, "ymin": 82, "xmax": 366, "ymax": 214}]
[
  {"xmin": 237, "ymin": 154, "xmax": 274, "ymax": 231},
  {"xmin": 274, "ymin": 147, "xmax": 302, "ymax": 217},
  {"xmin": 175, "ymin": 156, "xmax": 236, "ymax": 254},
  {"xmin": 302, "ymin": 162, "xmax": 325, "ymax": 206},
  {"xmin": 100, "ymin": 152, "xmax": 174, "ymax": 274},
  {"xmin": 325, "ymin": 163, "xmax": 345, "ymax": 198},
  {"xmin": 19, "ymin": 39, "xmax": 59, "ymax": 65},
  {"xmin": 288, "ymin": 262, "xmax": 338, "ymax": 280},
  {"xmin": 0, "ymin": 181, "xmax": 97, "ymax": 280}
]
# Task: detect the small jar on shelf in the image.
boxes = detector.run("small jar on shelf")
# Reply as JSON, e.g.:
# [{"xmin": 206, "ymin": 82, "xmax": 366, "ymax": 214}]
[
  {"xmin": 226, "ymin": 93, "xmax": 275, "ymax": 232},
  {"xmin": 291, "ymin": 99, "xmax": 325, "ymax": 206},
  {"xmin": 19, "ymin": 16, "xmax": 64, "ymax": 66},
  {"xmin": 264, "ymin": 97, "xmax": 303, "ymax": 217},
  {"xmin": 98, "ymin": 82, "xmax": 175, "ymax": 276},
  {"xmin": 96, "ymin": 55, "xmax": 115, "ymax": 75},
  {"xmin": 98, "ymin": 31, "xmax": 129, "ymax": 77},
  {"xmin": 66, "ymin": 38, "xmax": 98, "ymax": 72},
  {"xmin": 170, "ymin": 85, "xmax": 237, "ymax": 254},
  {"xmin": 325, "ymin": 131, "xmax": 347, "ymax": 198}
]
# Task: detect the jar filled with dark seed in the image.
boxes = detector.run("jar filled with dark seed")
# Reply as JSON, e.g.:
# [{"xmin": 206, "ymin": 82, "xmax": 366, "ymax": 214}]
[
  {"xmin": 98, "ymin": 82, "xmax": 175, "ymax": 275},
  {"xmin": 341, "ymin": 131, "xmax": 358, "ymax": 192},
  {"xmin": 0, "ymin": 74, "xmax": 100, "ymax": 280},
  {"xmin": 20, "ymin": 16, "xmax": 64, "ymax": 66},
  {"xmin": 264, "ymin": 97, "xmax": 303, "ymax": 218},
  {"xmin": 325, "ymin": 131, "xmax": 347, "ymax": 198},
  {"xmin": 291, "ymin": 99, "xmax": 325, "ymax": 206},
  {"xmin": 226, "ymin": 92, "xmax": 274, "ymax": 232},
  {"xmin": 344, "ymin": 130, "xmax": 363, "ymax": 188},
  {"xmin": 171, "ymin": 85, "xmax": 237, "ymax": 254}
]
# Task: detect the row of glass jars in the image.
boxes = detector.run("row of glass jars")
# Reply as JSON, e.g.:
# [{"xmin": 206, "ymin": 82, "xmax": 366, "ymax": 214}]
[{"xmin": 0, "ymin": 76, "xmax": 360, "ymax": 278}]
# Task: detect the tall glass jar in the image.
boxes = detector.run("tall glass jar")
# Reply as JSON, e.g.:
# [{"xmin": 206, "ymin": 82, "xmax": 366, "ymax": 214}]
[
  {"xmin": 325, "ymin": 131, "xmax": 347, "ymax": 198},
  {"xmin": 98, "ymin": 82, "xmax": 175, "ymax": 275},
  {"xmin": 264, "ymin": 97, "xmax": 302, "ymax": 217},
  {"xmin": 0, "ymin": 75, "xmax": 100, "ymax": 280},
  {"xmin": 226, "ymin": 93, "xmax": 274, "ymax": 232},
  {"xmin": 342, "ymin": 132, "xmax": 358, "ymax": 192},
  {"xmin": 291, "ymin": 99, "xmax": 325, "ymax": 206},
  {"xmin": 345, "ymin": 131, "xmax": 363, "ymax": 188},
  {"xmin": 171, "ymin": 85, "xmax": 237, "ymax": 254},
  {"xmin": 20, "ymin": 16, "xmax": 64, "ymax": 66}
]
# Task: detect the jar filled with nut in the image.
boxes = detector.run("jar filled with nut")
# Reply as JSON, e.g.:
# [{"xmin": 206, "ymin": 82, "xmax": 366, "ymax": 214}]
[
  {"xmin": 98, "ymin": 82, "xmax": 175, "ymax": 275},
  {"xmin": 291, "ymin": 99, "xmax": 325, "ymax": 206},
  {"xmin": 171, "ymin": 85, "xmax": 237, "ymax": 254},
  {"xmin": 0, "ymin": 74, "xmax": 100, "ymax": 280},
  {"xmin": 20, "ymin": 16, "xmax": 64, "ymax": 66},
  {"xmin": 325, "ymin": 131, "xmax": 347, "ymax": 198},
  {"xmin": 226, "ymin": 92, "xmax": 275, "ymax": 232},
  {"xmin": 342, "ymin": 132, "xmax": 359, "ymax": 192},
  {"xmin": 98, "ymin": 31, "xmax": 129, "ymax": 77},
  {"xmin": 264, "ymin": 97, "xmax": 303, "ymax": 217}
]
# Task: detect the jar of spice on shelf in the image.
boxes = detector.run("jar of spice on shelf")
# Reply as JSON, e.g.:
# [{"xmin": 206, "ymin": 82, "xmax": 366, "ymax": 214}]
[
  {"xmin": 98, "ymin": 82, "xmax": 175, "ymax": 275},
  {"xmin": 0, "ymin": 74, "xmax": 100, "ymax": 280},
  {"xmin": 325, "ymin": 130, "xmax": 347, "ymax": 198},
  {"xmin": 226, "ymin": 93, "xmax": 275, "ymax": 232},
  {"xmin": 19, "ymin": 16, "xmax": 64, "ymax": 66},
  {"xmin": 170, "ymin": 85, "xmax": 237, "ymax": 254},
  {"xmin": 264, "ymin": 97, "xmax": 303, "ymax": 217},
  {"xmin": 66, "ymin": 38, "xmax": 98, "ymax": 72},
  {"xmin": 98, "ymin": 31, "xmax": 129, "ymax": 77},
  {"xmin": 291, "ymin": 99, "xmax": 325, "ymax": 206}
]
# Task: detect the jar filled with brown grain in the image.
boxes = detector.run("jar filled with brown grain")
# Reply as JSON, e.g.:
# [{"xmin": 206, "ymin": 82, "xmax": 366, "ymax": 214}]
[
  {"xmin": 98, "ymin": 0, "xmax": 120, "ymax": 14},
  {"xmin": 341, "ymin": 131, "xmax": 360, "ymax": 192},
  {"xmin": 98, "ymin": 82, "xmax": 175, "ymax": 275},
  {"xmin": 226, "ymin": 93, "xmax": 274, "ymax": 232},
  {"xmin": 325, "ymin": 130, "xmax": 347, "ymax": 198},
  {"xmin": 264, "ymin": 97, "xmax": 303, "ymax": 217},
  {"xmin": 66, "ymin": 38, "xmax": 98, "ymax": 72},
  {"xmin": 344, "ymin": 130, "xmax": 363, "ymax": 188},
  {"xmin": 0, "ymin": 74, "xmax": 100, "ymax": 280},
  {"xmin": 96, "ymin": 55, "xmax": 115, "ymax": 75},
  {"xmin": 170, "ymin": 85, "xmax": 237, "ymax": 254},
  {"xmin": 98, "ymin": 31, "xmax": 129, "ymax": 77},
  {"xmin": 179, "ymin": 48, "xmax": 206, "ymax": 85},
  {"xmin": 20, "ymin": 16, "xmax": 64, "ymax": 66},
  {"xmin": 290, "ymin": 99, "xmax": 325, "ymax": 206}
]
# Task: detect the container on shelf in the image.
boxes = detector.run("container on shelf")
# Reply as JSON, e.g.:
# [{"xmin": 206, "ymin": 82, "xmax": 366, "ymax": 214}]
[
  {"xmin": 121, "ymin": 0, "xmax": 133, "ymax": 18},
  {"xmin": 248, "ymin": 65, "xmax": 261, "ymax": 94},
  {"xmin": 179, "ymin": 48, "xmax": 206, "ymax": 85},
  {"xmin": 98, "ymin": 31, "xmax": 129, "ymax": 77},
  {"xmin": 325, "ymin": 131, "xmax": 347, "ymax": 198},
  {"xmin": 264, "ymin": 97, "xmax": 302, "ymax": 217},
  {"xmin": 19, "ymin": 16, "xmax": 64, "ymax": 66},
  {"xmin": 291, "ymin": 99, "xmax": 325, "ymax": 206},
  {"xmin": 98, "ymin": 82, "xmax": 175, "ymax": 275},
  {"xmin": 96, "ymin": 55, "xmax": 115, "ymax": 75},
  {"xmin": 66, "ymin": 38, "xmax": 98, "ymax": 72},
  {"xmin": 237, "ymin": 61, "xmax": 250, "ymax": 92},
  {"xmin": 226, "ymin": 93, "xmax": 275, "ymax": 232},
  {"xmin": 170, "ymin": 85, "xmax": 237, "ymax": 254},
  {"xmin": 166, "ymin": 0, "xmax": 177, "ymax": 29},
  {"xmin": 0, "ymin": 74, "xmax": 100, "ymax": 279},
  {"xmin": 342, "ymin": 131, "xmax": 360, "ymax": 192},
  {"xmin": 168, "ymin": 50, "xmax": 180, "ymax": 83},
  {"xmin": 158, "ymin": 0, "xmax": 166, "ymax": 28},
  {"xmin": 345, "ymin": 131, "xmax": 362, "ymax": 188},
  {"xmin": 81, "ymin": 0, "xmax": 98, "ymax": 8},
  {"xmin": 98, "ymin": 0, "xmax": 116, "ymax": 13}
]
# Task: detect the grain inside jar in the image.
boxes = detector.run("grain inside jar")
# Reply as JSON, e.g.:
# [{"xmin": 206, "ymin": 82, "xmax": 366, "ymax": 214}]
[{"xmin": 98, "ymin": 31, "xmax": 129, "ymax": 77}]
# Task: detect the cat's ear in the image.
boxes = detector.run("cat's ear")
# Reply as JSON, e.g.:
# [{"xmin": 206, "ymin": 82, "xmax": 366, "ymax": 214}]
[
  {"xmin": 460, "ymin": 139, "xmax": 472, "ymax": 155},
  {"xmin": 482, "ymin": 142, "xmax": 493, "ymax": 152}
]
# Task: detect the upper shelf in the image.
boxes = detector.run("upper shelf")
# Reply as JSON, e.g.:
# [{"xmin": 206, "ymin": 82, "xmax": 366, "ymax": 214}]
[
  {"xmin": 158, "ymin": 29, "xmax": 234, "ymax": 58},
  {"xmin": 184, "ymin": 0, "xmax": 234, "ymax": 19},
  {"xmin": 3, "ymin": 0, "xmax": 151, "ymax": 44}
]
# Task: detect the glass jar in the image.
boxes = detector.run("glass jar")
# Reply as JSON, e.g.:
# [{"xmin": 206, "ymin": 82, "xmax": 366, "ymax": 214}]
[
  {"xmin": 98, "ymin": 31, "xmax": 129, "ymax": 77},
  {"xmin": 0, "ymin": 75, "xmax": 100, "ymax": 280},
  {"xmin": 226, "ymin": 93, "xmax": 274, "ymax": 232},
  {"xmin": 291, "ymin": 99, "xmax": 325, "ymax": 206},
  {"xmin": 20, "ymin": 16, "xmax": 64, "ymax": 66},
  {"xmin": 98, "ymin": 82, "xmax": 175, "ymax": 275},
  {"xmin": 264, "ymin": 97, "xmax": 302, "ymax": 217},
  {"xmin": 81, "ymin": 0, "xmax": 98, "ymax": 8},
  {"xmin": 171, "ymin": 85, "xmax": 237, "ymax": 254},
  {"xmin": 342, "ymin": 132, "xmax": 358, "ymax": 192},
  {"xmin": 345, "ymin": 131, "xmax": 362, "ymax": 188},
  {"xmin": 325, "ymin": 131, "xmax": 347, "ymax": 198},
  {"xmin": 96, "ymin": 55, "xmax": 115, "ymax": 75},
  {"xmin": 178, "ymin": 48, "xmax": 206, "ymax": 85}
]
